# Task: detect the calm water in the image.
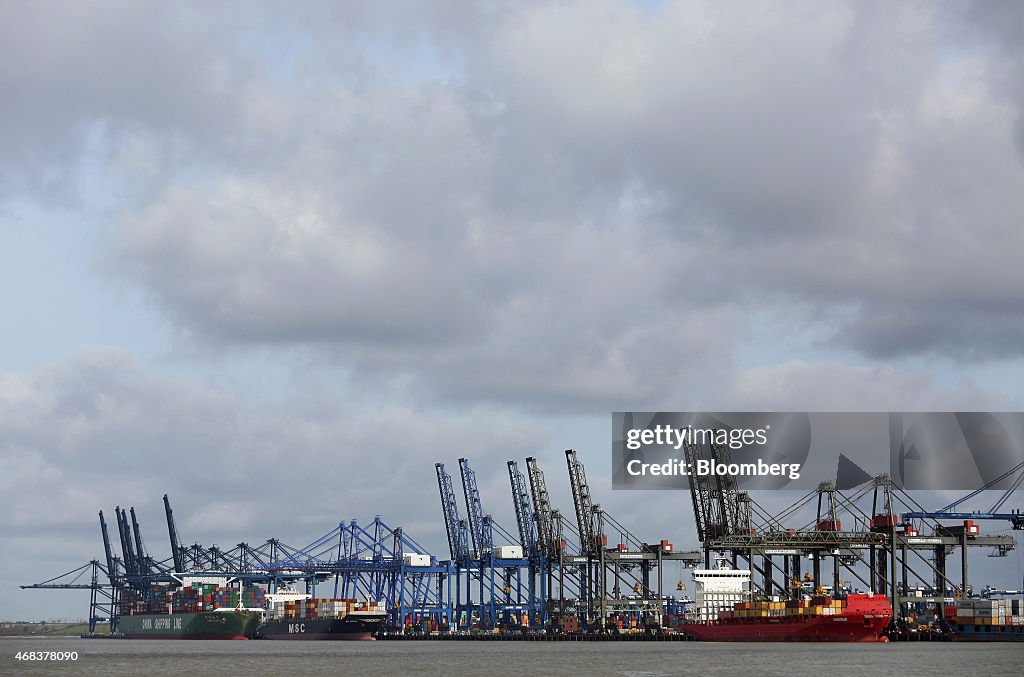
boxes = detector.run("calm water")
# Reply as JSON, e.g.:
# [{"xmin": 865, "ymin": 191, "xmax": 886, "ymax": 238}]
[{"xmin": 2, "ymin": 638, "xmax": 1023, "ymax": 676}]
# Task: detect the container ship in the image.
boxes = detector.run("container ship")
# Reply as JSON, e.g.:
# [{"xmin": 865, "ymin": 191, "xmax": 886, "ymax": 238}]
[
  {"xmin": 254, "ymin": 590, "xmax": 387, "ymax": 640},
  {"xmin": 949, "ymin": 598, "xmax": 1024, "ymax": 641},
  {"xmin": 681, "ymin": 593, "xmax": 892, "ymax": 642},
  {"xmin": 116, "ymin": 582, "xmax": 265, "ymax": 639},
  {"xmin": 674, "ymin": 560, "xmax": 891, "ymax": 642}
]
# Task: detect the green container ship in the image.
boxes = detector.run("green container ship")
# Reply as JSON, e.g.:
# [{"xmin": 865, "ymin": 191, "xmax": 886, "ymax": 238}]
[
  {"xmin": 116, "ymin": 581, "xmax": 266, "ymax": 639},
  {"xmin": 117, "ymin": 609, "xmax": 262, "ymax": 639}
]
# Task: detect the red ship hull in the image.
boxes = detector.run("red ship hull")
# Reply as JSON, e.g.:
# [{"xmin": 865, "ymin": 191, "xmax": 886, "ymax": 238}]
[
  {"xmin": 682, "ymin": 594, "xmax": 892, "ymax": 642},
  {"xmin": 682, "ymin": 614, "xmax": 890, "ymax": 642}
]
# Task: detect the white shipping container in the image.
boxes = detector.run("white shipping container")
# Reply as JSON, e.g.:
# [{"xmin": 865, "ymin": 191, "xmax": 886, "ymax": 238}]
[
  {"xmin": 493, "ymin": 545, "xmax": 524, "ymax": 559},
  {"xmin": 403, "ymin": 553, "xmax": 431, "ymax": 567}
]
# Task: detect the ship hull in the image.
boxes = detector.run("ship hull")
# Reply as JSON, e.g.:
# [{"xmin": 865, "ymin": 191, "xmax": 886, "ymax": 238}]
[
  {"xmin": 682, "ymin": 614, "xmax": 891, "ymax": 642},
  {"xmin": 117, "ymin": 611, "xmax": 262, "ymax": 639},
  {"xmin": 255, "ymin": 614, "xmax": 386, "ymax": 640},
  {"xmin": 953, "ymin": 625, "xmax": 1024, "ymax": 641},
  {"xmin": 682, "ymin": 593, "xmax": 892, "ymax": 642}
]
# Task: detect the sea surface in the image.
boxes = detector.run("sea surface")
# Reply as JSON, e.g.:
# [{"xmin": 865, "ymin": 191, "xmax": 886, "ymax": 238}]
[{"xmin": 2, "ymin": 638, "xmax": 1023, "ymax": 676}]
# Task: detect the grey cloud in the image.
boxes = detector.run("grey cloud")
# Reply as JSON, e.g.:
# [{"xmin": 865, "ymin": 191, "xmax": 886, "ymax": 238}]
[
  {"xmin": 0, "ymin": 1, "xmax": 254, "ymax": 199},
  {"xmin": 472, "ymin": 1, "xmax": 1024, "ymax": 361},
  {"xmin": 5, "ymin": 0, "xmax": 1024, "ymax": 407},
  {"xmin": 729, "ymin": 360, "xmax": 1012, "ymax": 411},
  {"xmin": 967, "ymin": 0, "xmax": 1024, "ymax": 156},
  {"xmin": 837, "ymin": 303, "xmax": 1024, "ymax": 360}
]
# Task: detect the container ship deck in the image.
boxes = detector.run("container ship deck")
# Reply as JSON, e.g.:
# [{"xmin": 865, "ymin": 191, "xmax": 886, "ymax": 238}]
[{"xmin": 254, "ymin": 591, "xmax": 387, "ymax": 640}]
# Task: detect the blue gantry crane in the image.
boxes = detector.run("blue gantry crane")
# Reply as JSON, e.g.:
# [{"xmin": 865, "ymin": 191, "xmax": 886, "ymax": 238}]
[
  {"xmin": 265, "ymin": 516, "xmax": 453, "ymax": 629},
  {"xmin": 902, "ymin": 458, "xmax": 1024, "ymax": 531},
  {"xmin": 459, "ymin": 458, "xmax": 492, "ymax": 559},
  {"xmin": 457, "ymin": 457, "xmax": 497, "ymax": 627},
  {"xmin": 436, "ymin": 463, "xmax": 469, "ymax": 564},
  {"xmin": 508, "ymin": 459, "xmax": 546, "ymax": 625},
  {"xmin": 432, "ymin": 457, "xmax": 550, "ymax": 629},
  {"xmin": 508, "ymin": 460, "xmax": 539, "ymax": 558},
  {"xmin": 26, "ymin": 452, "xmax": 697, "ymax": 634}
]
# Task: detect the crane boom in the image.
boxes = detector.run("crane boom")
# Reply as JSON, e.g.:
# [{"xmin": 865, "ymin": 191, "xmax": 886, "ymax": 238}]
[
  {"xmin": 163, "ymin": 494, "xmax": 184, "ymax": 572},
  {"xmin": 525, "ymin": 457, "xmax": 556, "ymax": 556},
  {"xmin": 566, "ymin": 449, "xmax": 600, "ymax": 553},
  {"xmin": 98, "ymin": 511, "xmax": 116, "ymax": 585},
  {"xmin": 436, "ymin": 463, "xmax": 468, "ymax": 561},
  {"xmin": 459, "ymin": 458, "xmax": 492, "ymax": 556},
  {"xmin": 129, "ymin": 507, "xmax": 148, "ymax": 575},
  {"xmin": 115, "ymin": 507, "xmax": 136, "ymax": 577},
  {"xmin": 508, "ymin": 460, "xmax": 538, "ymax": 557}
]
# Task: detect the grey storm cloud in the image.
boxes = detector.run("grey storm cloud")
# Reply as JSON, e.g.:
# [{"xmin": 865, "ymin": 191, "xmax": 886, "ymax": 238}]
[
  {"xmin": 4, "ymin": 1, "xmax": 1024, "ymax": 404},
  {"xmin": 0, "ymin": 349, "xmax": 557, "ymax": 535},
  {"xmin": 728, "ymin": 360, "xmax": 1012, "ymax": 412}
]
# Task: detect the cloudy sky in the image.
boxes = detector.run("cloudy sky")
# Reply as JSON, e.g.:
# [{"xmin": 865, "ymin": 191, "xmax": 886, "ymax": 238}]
[{"xmin": 4, "ymin": 0, "xmax": 1024, "ymax": 620}]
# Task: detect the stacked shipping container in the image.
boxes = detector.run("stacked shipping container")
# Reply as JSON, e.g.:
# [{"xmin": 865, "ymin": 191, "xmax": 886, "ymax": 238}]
[
  {"xmin": 726, "ymin": 596, "xmax": 848, "ymax": 620},
  {"xmin": 955, "ymin": 598, "xmax": 1024, "ymax": 627},
  {"xmin": 268, "ymin": 598, "xmax": 386, "ymax": 621},
  {"xmin": 118, "ymin": 584, "xmax": 265, "ymax": 616}
]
